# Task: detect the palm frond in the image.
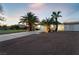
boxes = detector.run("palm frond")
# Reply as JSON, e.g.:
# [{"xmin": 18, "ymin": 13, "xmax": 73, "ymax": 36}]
[{"xmin": 19, "ymin": 12, "xmax": 39, "ymax": 26}]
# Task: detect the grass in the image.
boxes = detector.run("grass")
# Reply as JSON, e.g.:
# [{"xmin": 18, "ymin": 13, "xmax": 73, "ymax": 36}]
[{"xmin": 0, "ymin": 29, "xmax": 26, "ymax": 35}]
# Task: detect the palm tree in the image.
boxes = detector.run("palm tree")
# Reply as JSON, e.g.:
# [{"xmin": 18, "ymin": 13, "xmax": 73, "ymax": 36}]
[
  {"xmin": 0, "ymin": 4, "xmax": 5, "ymax": 25},
  {"xmin": 40, "ymin": 18, "xmax": 54, "ymax": 32},
  {"xmin": 51, "ymin": 11, "xmax": 62, "ymax": 32},
  {"xmin": 19, "ymin": 12, "xmax": 39, "ymax": 31}
]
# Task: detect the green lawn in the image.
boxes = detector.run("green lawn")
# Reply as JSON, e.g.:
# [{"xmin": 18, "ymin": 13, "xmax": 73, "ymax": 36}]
[{"xmin": 0, "ymin": 30, "xmax": 26, "ymax": 35}]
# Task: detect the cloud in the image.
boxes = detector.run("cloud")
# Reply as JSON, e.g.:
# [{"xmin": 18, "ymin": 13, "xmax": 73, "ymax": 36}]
[
  {"xmin": 25, "ymin": 3, "xmax": 47, "ymax": 21},
  {"xmin": 29, "ymin": 3, "xmax": 45, "ymax": 10},
  {"xmin": 4, "ymin": 9, "xmax": 25, "ymax": 25},
  {"xmin": 63, "ymin": 10, "xmax": 79, "ymax": 22},
  {"xmin": 4, "ymin": 3, "xmax": 79, "ymax": 25},
  {"xmin": 26, "ymin": 3, "xmax": 46, "ymax": 13},
  {"xmin": 4, "ymin": 17, "xmax": 19, "ymax": 25}
]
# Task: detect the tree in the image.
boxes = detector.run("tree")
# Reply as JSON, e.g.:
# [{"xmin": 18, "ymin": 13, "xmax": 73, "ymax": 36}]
[
  {"xmin": 0, "ymin": 4, "xmax": 5, "ymax": 25},
  {"xmin": 19, "ymin": 12, "xmax": 39, "ymax": 31},
  {"xmin": 51, "ymin": 11, "xmax": 62, "ymax": 32},
  {"xmin": 10, "ymin": 25, "xmax": 20, "ymax": 30},
  {"xmin": 40, "ymin": 18, "xmax": 54, "ymax": 32}
]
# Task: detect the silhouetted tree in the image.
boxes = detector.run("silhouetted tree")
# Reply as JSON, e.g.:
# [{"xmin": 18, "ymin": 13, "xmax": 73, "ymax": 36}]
[
  {"xmin": 10, "ymin": 25, "xmax": 20, "ymax": 30},
  {"xmin": 2, "ymin": 25, "xmax": 8, "ymax": 30},
  {"xmin": 19, "ymin": 12, "xmax": 39, "ymax": 31},
  {"xmin": 0, "ymin": 4, "xmax": 5, "ymax": 25},
  {"xmin": 40, "ymin": 18, "xmax": 54, "ymax": 32},
  {"xmin": 51, "ymin": 11, "xmax": 62, "ymax": 32}
]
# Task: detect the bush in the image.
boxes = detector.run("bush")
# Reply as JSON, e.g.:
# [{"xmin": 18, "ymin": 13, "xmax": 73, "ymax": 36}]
[
  {"xmin": 1, "ymin": 25, "xmax": 8, "ymax": 30},
  {"xmin": 9, "ymin": 25, "xmax": 20, "ymax": 30}
]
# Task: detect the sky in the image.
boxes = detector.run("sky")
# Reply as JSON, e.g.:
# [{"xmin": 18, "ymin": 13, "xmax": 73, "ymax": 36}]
[{"xmin": 1, "ymin": 3, "xmax": 79, "ymax": 25}]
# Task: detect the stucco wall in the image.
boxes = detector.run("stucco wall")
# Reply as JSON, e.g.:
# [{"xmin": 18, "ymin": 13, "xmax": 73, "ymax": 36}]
[
  {"xmin": 64, "ymin": 24, "xmax": 79, "ymax": 31},
  {"xmin": 58, "ymin": 24, "xmax": 64, "ymax": 31},
  {"xmin": 40, "ymin": 25, "xmax": 64, "ymax": 32}
]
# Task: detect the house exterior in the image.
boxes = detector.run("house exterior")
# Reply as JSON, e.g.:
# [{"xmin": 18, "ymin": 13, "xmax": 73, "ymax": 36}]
[
  {"xmin": 39, "ymin": 22, "xmax": 79, "ymax": 32},
  {"xmin": 18, "ymin": 21, "xmax": 79, "ymax": 32},
  {"xmin": 58, "ymin": 24, "xmax": 64, "ymax": 31},
  {"xmin": 39, "ymin": 24, "xmax": 64, "ymax": 32},
  {"xmin": 64, "ymin": 22, "xmax": 79, "ymax": 31}
]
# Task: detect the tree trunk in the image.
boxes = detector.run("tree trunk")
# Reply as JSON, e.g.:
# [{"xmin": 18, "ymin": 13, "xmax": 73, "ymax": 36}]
[
  {"xmin": 29, "ymin": 23, "xmax": 32, "ymax": 31},
  {"xmin": 48, "ymin": 25, "xmax": 51, "ymax": 32},
  {"xmin": 45, "ymin": 25, "xmax": 51, "ymax": 33},
  {"xmin": 55, "ymin": 18, "xmax": 58, "ymax": 32},
  {"xmin": 55, "ymin": 24, "xmax": 58, "ymax": 32}
]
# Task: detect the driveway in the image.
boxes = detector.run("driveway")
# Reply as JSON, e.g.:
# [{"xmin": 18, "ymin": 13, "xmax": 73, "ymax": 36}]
[{"xmin": 0, "ymin": 31, "xmax": 41, "ymax": 42}]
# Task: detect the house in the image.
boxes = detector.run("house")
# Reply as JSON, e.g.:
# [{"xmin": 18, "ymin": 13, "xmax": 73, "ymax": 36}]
[
  {"xmin": 39, "ymin": 21, "xmax": 79, "ymax": 32},
  {"xmin": 39, "ymin": 24, "xmax": 64, "ymax": 32},
  {"xmin": 64, "ymin": 22, "xmax": 79, "ymax": 31}
]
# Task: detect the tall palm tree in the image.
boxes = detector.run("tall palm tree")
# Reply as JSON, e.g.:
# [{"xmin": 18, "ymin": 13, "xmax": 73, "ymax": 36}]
[
  {"xmin": 51, "ymin": 11, "xmax": 62, "ymax": 32},
  {"xmin": 40, "ymin": 18, "xmax": 54, "ymax": 32},
  {"xmin": 19, "ymin": 12, "xmax": 39, "ymax": 31}
]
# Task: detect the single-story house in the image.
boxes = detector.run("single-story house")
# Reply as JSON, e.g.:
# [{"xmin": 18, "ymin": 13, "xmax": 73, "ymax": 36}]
[
  {"xmin": 64, "ymin": 22, "xmax": 79, "ymax": 31},
  {"xmin": 39, "ymin": 24, "xmax": 64, "ymax": 32},
  {"xmin": 39, "ymin": 21, "xmax": 79, "ymax": 32}
]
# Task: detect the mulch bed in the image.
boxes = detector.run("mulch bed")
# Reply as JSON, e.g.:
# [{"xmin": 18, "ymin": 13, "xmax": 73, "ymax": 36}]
[{"xmin": 0, "ymin": 31, "xmax": 79, "ymax": 55}]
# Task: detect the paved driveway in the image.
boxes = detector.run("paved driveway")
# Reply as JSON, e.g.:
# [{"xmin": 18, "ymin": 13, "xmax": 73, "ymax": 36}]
[
  {"xmin": 0, "ymin": 31, "xmax": 41, "ymax": 42},
  {"xmin": 0, "ymin": 31, "xmax": 79, "ymax": 55}
]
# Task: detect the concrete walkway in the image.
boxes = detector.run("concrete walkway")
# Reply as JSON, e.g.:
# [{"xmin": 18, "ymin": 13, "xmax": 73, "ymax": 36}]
[{"xmin": 0, "ymin": 31, "xmax": 41, "ymax": 42}]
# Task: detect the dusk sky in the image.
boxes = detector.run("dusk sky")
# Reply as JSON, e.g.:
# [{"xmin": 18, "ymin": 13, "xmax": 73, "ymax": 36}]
[{"xmin": 1, "ymin": 3, "xmax": 79, "ymax": 25}]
